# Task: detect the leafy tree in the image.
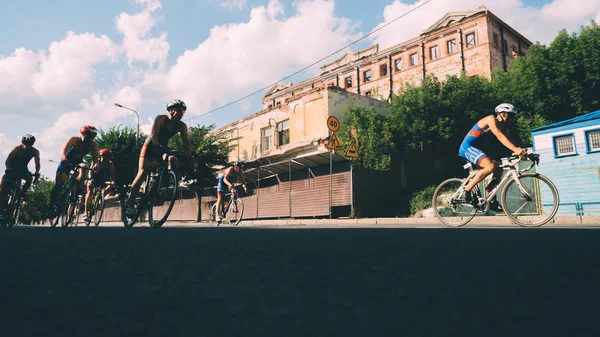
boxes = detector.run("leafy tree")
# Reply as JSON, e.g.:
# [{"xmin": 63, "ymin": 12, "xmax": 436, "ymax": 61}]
[
  {"xmin": 337, "ymin": 106, "xmax": 394, "ymax": 170},
  {"xmin": 92, "ymin": 125, "xmax": 146, "ymax": 197},
  {"xmin": 168, "ymin": 124, "xmax": 236, "ymax": 190},
  {"xmin": 19, "ymin": 176, "xmax": 53, "ymax": 225}
]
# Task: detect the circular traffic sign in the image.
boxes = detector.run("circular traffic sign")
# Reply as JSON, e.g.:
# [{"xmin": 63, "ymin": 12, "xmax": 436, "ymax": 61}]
[{"xmin": 327, "ymin": 116, "xmax": 340, "ymax": 132}]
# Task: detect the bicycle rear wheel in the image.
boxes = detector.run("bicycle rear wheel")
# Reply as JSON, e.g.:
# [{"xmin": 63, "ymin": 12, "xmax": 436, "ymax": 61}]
[
  {"xmin": 4, "ymin": 189, "xmax": 19, "ymax": 228},
  {"xmin": 226, "ymin": 199, "xmax": 244, "ymax": 226},
  {"xmin": 148, "ymin": 170, "xmax": 178, "ymax": 228},
  {"xmin": 432, "ymin": 178, "xmax": 476, "ymax": 227},
  {"xmin": 501, "ymin": 173, "xmax": 559, "ymax": 227},
  {"xmin": 209, "ymin": 203, "xmax": 219, "ymax": 225}
]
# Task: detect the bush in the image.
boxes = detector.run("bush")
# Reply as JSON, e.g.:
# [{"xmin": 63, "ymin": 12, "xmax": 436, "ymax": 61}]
[{"xmin": 409, "ymin": 185, "xmax": 437, "ymax": 215}]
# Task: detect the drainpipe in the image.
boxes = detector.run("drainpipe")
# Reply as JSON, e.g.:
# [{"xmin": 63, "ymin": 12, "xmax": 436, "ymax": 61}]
[
  {"xmin": 421, "ymin": 42, "xmax": 426, "ymax": 80},
  {"xmin": 518, "ymin": 39, "xmax": 522, "ymax": 55},
  {"xmin": 388, "ymin": 55, "xmax": 393, "ymax": 102},
  {"xmin": 459, "ymin": 28, "xmax": 466, "ymax": 73},
  {"xmin": 500, "ymin": 26, "xmax": 507, "ymax": 71},
  {"xmin": 356, "ymin": 67, "xmax": 361, "ymax": 95},
  {"xmin": 257, "ymin": 166, "xmax": 260, "ymax": 219}
]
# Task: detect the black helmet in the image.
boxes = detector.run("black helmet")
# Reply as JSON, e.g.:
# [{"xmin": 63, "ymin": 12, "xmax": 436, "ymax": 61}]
[
  {"xmin": 166, "ymin": 99, "xmax": 187, "ymax": 111},
  {"xmin": 22, "ymin": 134, "xmax": 36, "ymax": 146}
]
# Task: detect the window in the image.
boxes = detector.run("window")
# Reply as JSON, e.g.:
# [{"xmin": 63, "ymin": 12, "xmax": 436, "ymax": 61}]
[
  {"xmin": 345, "ymin": 76, "xmax": 352, "ymax": 88},
  {"xmin": 466, "ymin": 32, "xmax": 476, "ymax": 47},
  {"xmin": 379, "ymin": 63, "xmax": 388, "ymax": 77},
  {"xmin": 276, "ymin": 120, "xmax": 290, "ymax": 146},
  {"xmin": 365, "ymin": 90, "xmax": 372, "ymax": 97},
  {"xmin": 493, "ymin": 33, "xmax": 499, "ymax": 48},
  {"xmin": 410, "ymin": 53, "xmax": 418, "ymax": 66},
  {"xmin": 430, "ymin": 45, "xmax": 439, "ymax": 60},
  {"xmin": 394, "ymin": 58, "xmax": 403, "ymax": 71},
  {"xmin": 553, "ymin": 134, "xmax": 576, "ymax": 157},
  {"xmin": 586, "ymin": 129, "xmax": 600, "ymax": 152},
  {"xmin": 363, "ymin": 69, "xmax": 372, "ymax": 82},
  {"xmin": 260, "ymin": 127, "xmax": 272, "ymax": 152},
  {"xmin": 447, "ymin": 40, "xmax": 456, "ymax": 54}
]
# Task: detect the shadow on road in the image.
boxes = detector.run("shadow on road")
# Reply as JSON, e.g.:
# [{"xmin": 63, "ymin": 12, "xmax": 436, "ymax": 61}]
[{"xmin": 1, "ymin": 227, "xmax": 598, "ymax": 336}]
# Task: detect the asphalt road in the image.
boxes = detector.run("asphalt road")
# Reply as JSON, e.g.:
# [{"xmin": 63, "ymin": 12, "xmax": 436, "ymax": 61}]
[{"xmin": 1, "ymin": 226, "xmax": 599, "ymax": 337}]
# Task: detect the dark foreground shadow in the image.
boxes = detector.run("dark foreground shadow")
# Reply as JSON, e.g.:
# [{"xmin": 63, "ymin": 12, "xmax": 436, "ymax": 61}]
[{"xmin": 1, "ymin": 227, "xmax": 599, "ymax": 336}]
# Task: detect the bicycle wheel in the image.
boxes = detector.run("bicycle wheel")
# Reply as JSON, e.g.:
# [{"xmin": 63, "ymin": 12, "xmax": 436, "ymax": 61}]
[
  {"xmin": 61, "ymin": 186, "xmax": 78, "ymax": 227},
  {"xmin": 226, "ymin": 199, "xmax": 244, "ymax": 226},
  {"xmin": 92, "ymin": 190, "xmax": 105, "ymax": 227},
  {"xmin": 4, "ymin": 189, "xmax": 19, "ymax": 228},
  {"xmin": 501, "ymin": 173, "xmax": 559, "ymax": 227},
  {"xmin": 431, "ymin": 178, "xmax": 476, "ymax": 227},
  {"xmin": 148, "ymin": 170, "xmax": 178, "ymax": 228}
]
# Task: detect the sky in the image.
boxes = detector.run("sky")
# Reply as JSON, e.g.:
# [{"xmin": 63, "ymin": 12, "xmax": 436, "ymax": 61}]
[{"xmin": 1, "ymin": 0, "xmax": 599, "ymax": 178}]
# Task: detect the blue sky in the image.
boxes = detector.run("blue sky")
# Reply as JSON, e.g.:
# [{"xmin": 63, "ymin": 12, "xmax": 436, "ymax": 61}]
[{"xmin": 1, "ymin": 0, "xmax": 599, "ymax": 178}]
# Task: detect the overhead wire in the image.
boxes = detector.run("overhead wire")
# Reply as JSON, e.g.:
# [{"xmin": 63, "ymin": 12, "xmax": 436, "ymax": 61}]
[{"xmin": 184, "ymin": 0, "xmax": 433, "ymax": 122}]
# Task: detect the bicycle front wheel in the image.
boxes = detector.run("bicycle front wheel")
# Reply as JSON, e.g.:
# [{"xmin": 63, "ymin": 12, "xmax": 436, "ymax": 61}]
[
  {"xmin": 501, "ymin": 173, "xmax": 559, "ymax": 227},
  {"xmin": 4, "ymin": 189, "xmax": 19, "ymax": 228},
  {"xmin": 93, "ymin": 190, "xmax": 105, "ymax": 227},
  {"xmin": 61, "ymin": 187, "xmax": 78, "ymax": 228},
  {"xmin": 226, "ymin": 199, "xmax": 244, "ymax": 226},
  {"xmin": 432, "ymin": 178, "xmax": 476, "ymax": 227},
  {"xmin": 148, "ymin": 170, "xmax": 178, "ymax": 228}
]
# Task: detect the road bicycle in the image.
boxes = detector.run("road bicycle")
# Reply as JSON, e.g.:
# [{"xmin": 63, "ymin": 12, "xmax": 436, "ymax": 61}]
[
  {"xmin": 431, "ymin": 152, "xmax": 559, "ymax": 227},
  {"xmin": 210, "ymin": 183, "xmax": 244, "ymax": 226},
  {"xmin": 61, "ymin": 164, "xmax": 88, "ymax": 228},
  {"xmin": 0, "ymin": 170, "xmax": 35, "ymax": 228},
  {"xmin": 84, "ymin": 181, "xmax": 113, "ymax": 227},
  {"xmin": 121, "ymin": 156, "xmax": 178, "ymax": 228}
]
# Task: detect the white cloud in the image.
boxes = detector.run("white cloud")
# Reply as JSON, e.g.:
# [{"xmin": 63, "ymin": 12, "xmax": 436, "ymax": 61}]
[
  {"xmin": 0, "ymin": 48, "xmax": 39, "ymax": 107},
  {"xmin": 371, "ymin": 0, "xmax": 600, "ymax": 50},
  {"xmin": 33, "ymin": 31, "xmax": 119, "ymax": 102},
  {"xmin": 215, "ymin": 0, "xmax": 247, "ymax": 10},
  {"xmin": 147, "ymin": 0, "xmax": 360, "ymax": 118},
  {"xmin": 115, "ymin": 0, "xmax": 169, "ymax": 67},
  {"xmin": 0, "ymin": 134, "xmax": 15, "ymax": 170}
]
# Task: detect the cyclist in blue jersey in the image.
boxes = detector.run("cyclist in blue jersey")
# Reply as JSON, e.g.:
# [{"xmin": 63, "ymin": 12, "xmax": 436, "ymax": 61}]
[
  {"xmin": 45, "ymin": 125, "xmax": 99, "ymax": 218},
  {"xmin": 215, "ymin": 161, "xmax": 248, "ymax": 223},
  {"xmin": 458, "ymin": 103, "xmax": 526, "ymax": 207}
]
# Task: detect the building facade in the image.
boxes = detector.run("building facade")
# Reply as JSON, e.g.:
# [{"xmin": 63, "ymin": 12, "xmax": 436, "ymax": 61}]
[
  {"xmin": 532, "ymin": 111, "xmax": 600, "ymax": 216},
  {"xmin": 261, "ymin": 6, "xmax": 531, "ymax": 108}
]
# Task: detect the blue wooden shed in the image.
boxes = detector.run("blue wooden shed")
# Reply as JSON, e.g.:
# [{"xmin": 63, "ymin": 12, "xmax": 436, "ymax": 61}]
[{"xmin": 531, "ymin": 110, "xmax": 600, "ymax": 216}]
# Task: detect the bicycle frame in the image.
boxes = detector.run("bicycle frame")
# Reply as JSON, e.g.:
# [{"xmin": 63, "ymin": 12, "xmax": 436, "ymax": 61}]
[{"xmin": 459, "ymin": 155, "xmax": 536, "ymax": 210}]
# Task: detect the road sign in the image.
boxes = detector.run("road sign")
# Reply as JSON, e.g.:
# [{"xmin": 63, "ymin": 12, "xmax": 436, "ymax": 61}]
[
  {"xmin": 327, "ymin": 116, "xmax": 340, "ymax": 132},
  {"xmin": 344, "ymin": 143, "xmax": 360, "ymax": 158},
  {"xmin": 326, "ymin": 133, "xmax": 342, "ymax": 151}
]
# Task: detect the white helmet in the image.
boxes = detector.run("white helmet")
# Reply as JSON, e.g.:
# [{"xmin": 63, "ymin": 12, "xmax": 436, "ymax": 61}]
[{"xmin": 495, "ymin": 103, "xmax": 518, "ymax": 115}]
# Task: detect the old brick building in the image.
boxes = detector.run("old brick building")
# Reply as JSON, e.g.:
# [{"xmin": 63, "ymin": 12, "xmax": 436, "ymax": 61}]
[{"xmin": 204, "ymin": 7, "xmax": 533, "ymax": 221}]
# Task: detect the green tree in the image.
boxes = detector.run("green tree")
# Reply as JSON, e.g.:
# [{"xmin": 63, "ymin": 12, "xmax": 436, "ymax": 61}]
[
  {"xmin": 92, "ymin": 125, "xmax": 146, "ymax": 197},
  {"xmin": 338, "ymin": 105, "xmax": 394, "ymax": 170},
  {"xmin": 19, "ymin": 176, "xmax": 53, "ymax": 225},
  {"xmin": 168, "ymin": 124, "xmax": 236, "ymax": 189}
]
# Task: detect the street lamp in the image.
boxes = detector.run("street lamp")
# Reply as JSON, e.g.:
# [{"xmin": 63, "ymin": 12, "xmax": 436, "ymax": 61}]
[{"xmin": 114, "ymin": 103, "xmax": 140, "ymax": 144}]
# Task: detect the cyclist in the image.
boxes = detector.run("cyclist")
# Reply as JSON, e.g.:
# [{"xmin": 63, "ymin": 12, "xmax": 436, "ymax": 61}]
[
  {"xmin": 125, "ymin": 99, "xmax": 192, "ymax": 217},
  {"xmin": 45, "ymin": 125, "xmax": 99, "ymax": 218},
  {"xmin": 0, "ymin": 134, "xmax": 41, "ymax": 219},
  {"xmin": 458, "ymin": 103, "xmax": 527, "ymax": 208},
  {"xmin": 83, "ymin": 148, "xmax": 116, "ymax": 223},
  {"xmin": 215, "ymin": 161, "xmax": 248, "ymax": 222}
]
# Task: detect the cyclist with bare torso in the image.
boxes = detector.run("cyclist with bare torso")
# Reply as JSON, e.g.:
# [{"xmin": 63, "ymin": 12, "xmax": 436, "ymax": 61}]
[
  {"xmin": 45, "ymin": 125, "xmax": 99, "ymax": 218},
  {"xmin": 0, "ymin": 134, "xmax": 40, "ymax": 220},
  {"xmin": 458, "ymin": 103, "xmax": 527, "ymax": 208},
  {"xmin": 125, "ymin": 99, "xmax": 192, "ymax": 217}
]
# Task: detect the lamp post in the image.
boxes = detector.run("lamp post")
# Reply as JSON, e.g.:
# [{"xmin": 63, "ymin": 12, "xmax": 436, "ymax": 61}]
[{"xmin": 114, "ymin": 103, "xmax": 140, "ymax": 144}]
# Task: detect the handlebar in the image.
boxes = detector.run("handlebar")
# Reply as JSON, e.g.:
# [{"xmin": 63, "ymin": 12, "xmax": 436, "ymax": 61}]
[{"xmin": 500, "ymin": 152, "xmax": 540, "ymax": 172}]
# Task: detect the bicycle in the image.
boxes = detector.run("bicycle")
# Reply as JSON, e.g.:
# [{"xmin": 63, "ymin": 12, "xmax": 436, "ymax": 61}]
[
  {"xmin": 61, "ymin": 164, "xmax": 88, "ymax": 228},
  {"xmin": 431, "ymin": 152, "xmax": 560, "ymax": 227},
  {"xmin": 210, "ymin": 183, "xmax": 245, "ymax": 226},
  {"xmin": 0, "ymin": 170, "xmax": 35, "ymax": 228},
  {"xmin": 121, "ymin": 155, "xmax": 178, "ymax": 228},
  {"xmin": 84, "ymin": 181, "xmax": 113, "ymax": 227}
]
